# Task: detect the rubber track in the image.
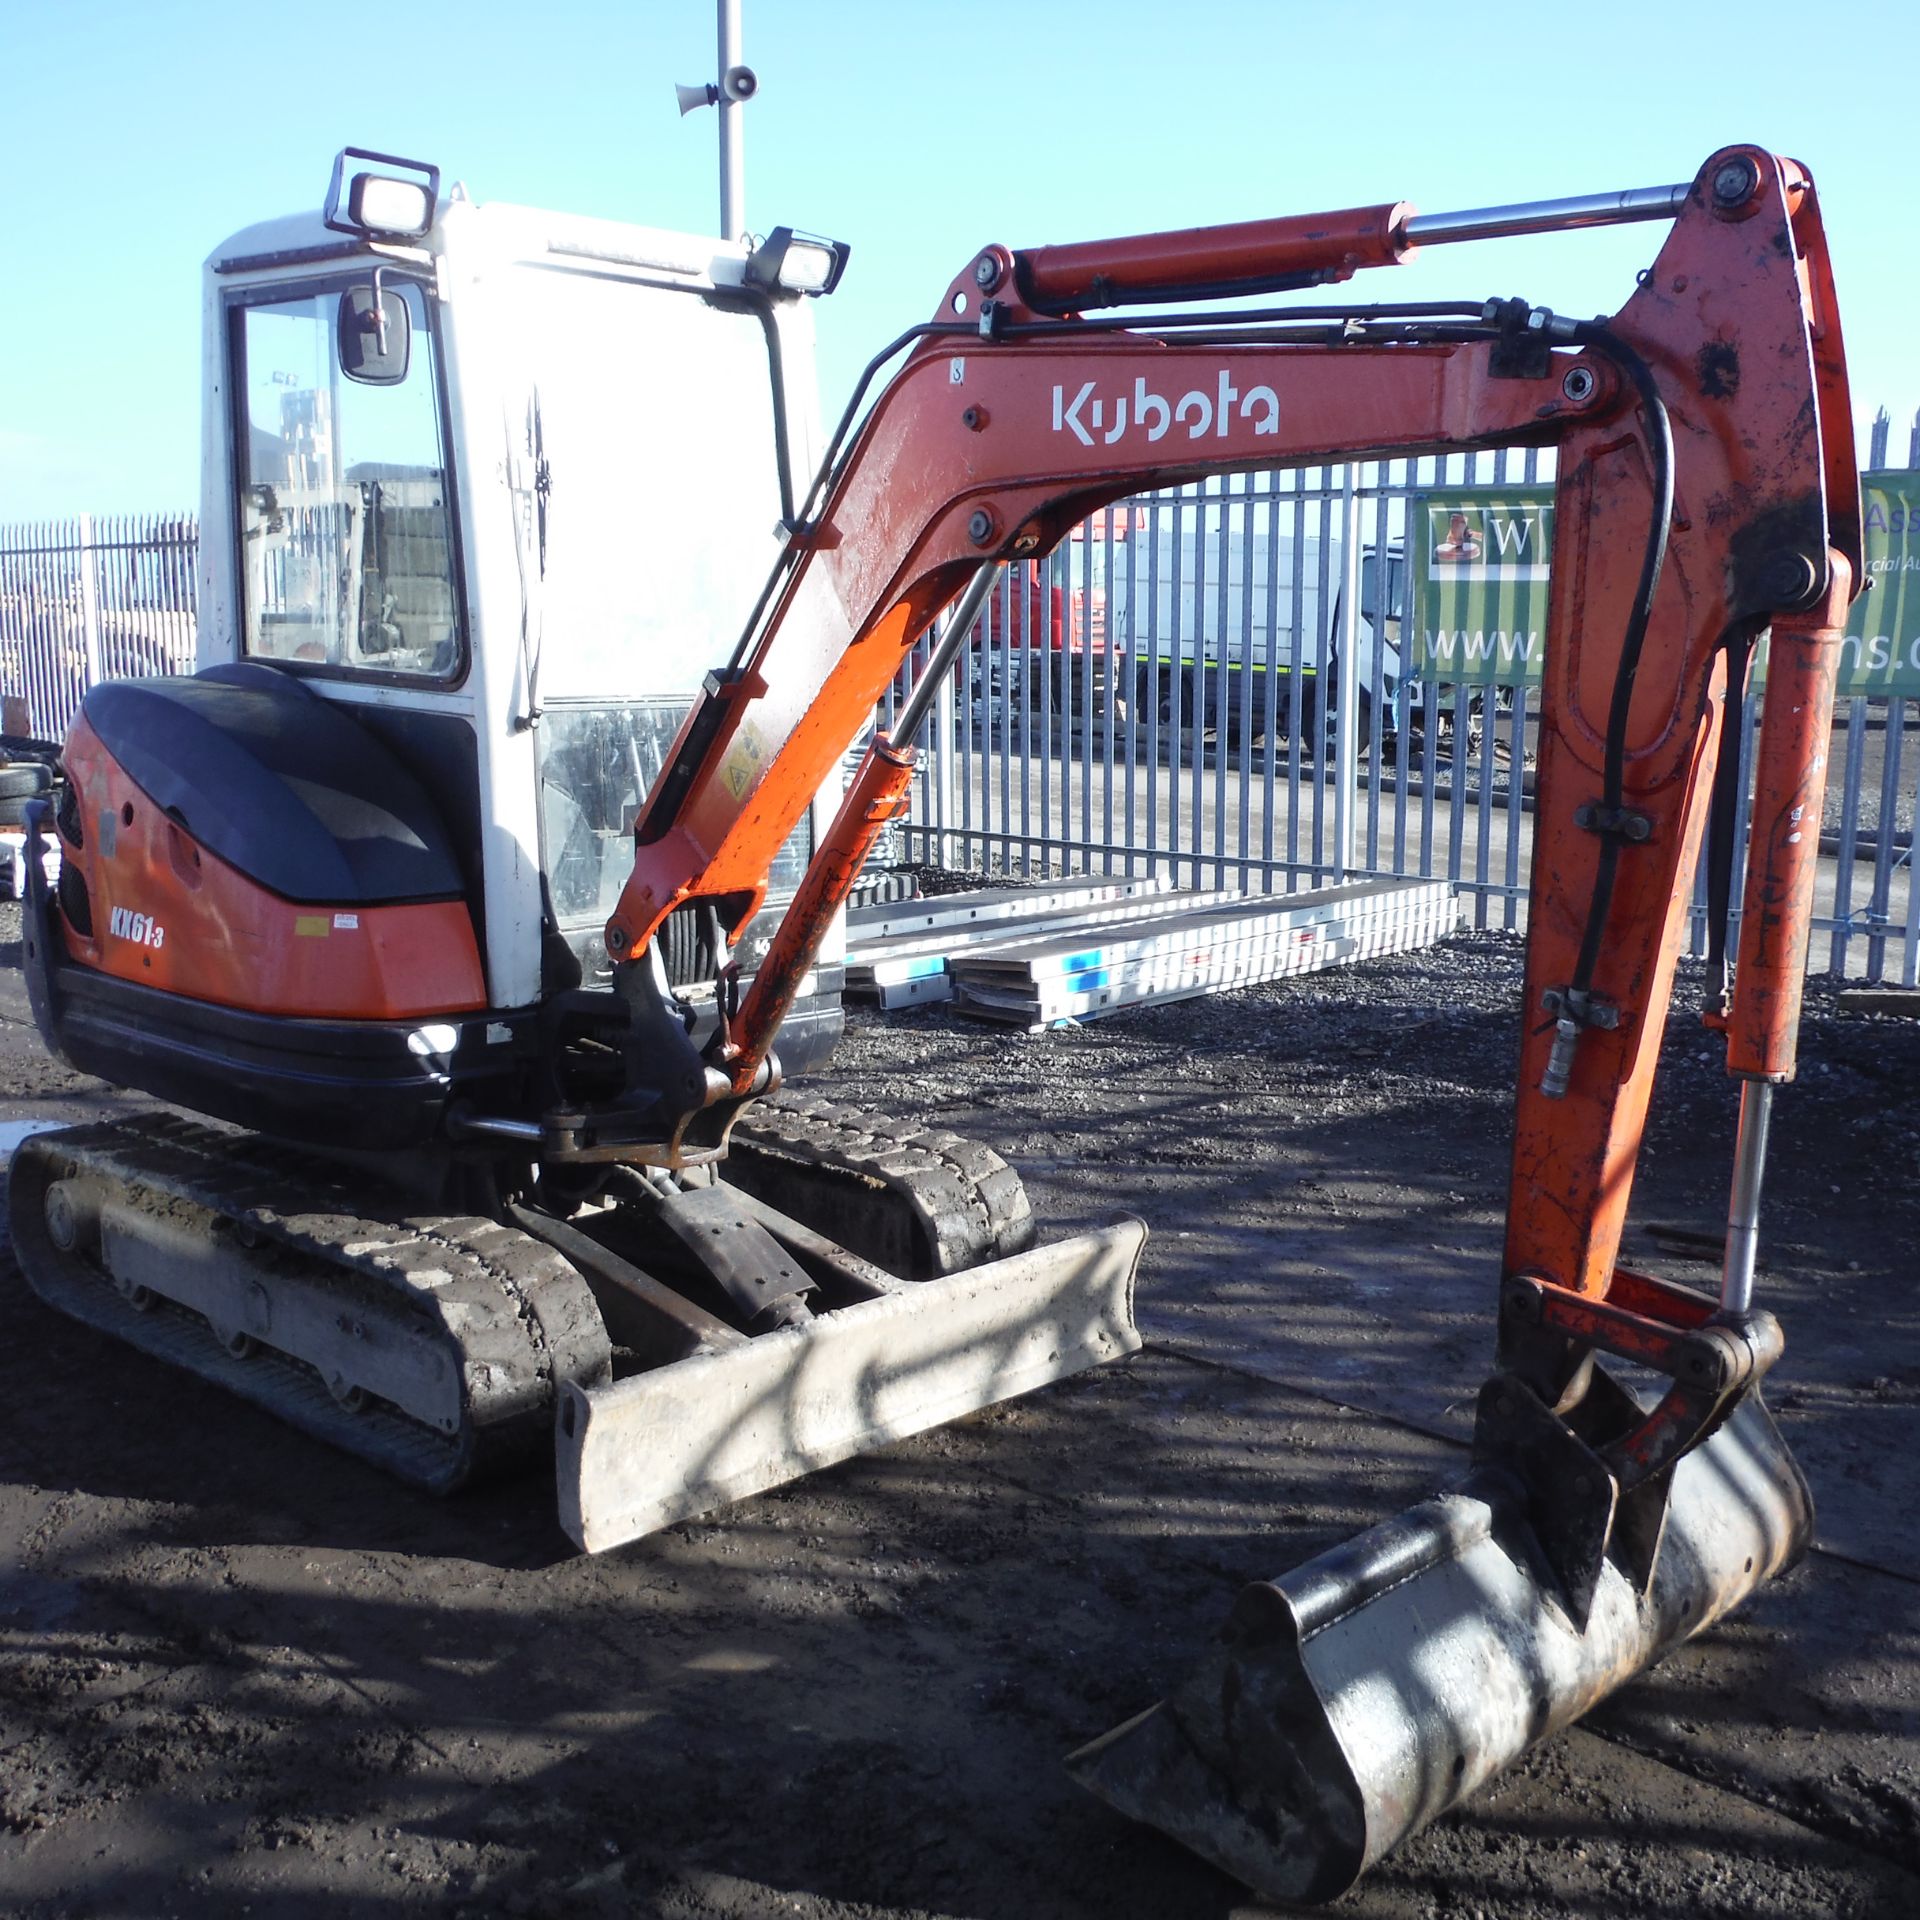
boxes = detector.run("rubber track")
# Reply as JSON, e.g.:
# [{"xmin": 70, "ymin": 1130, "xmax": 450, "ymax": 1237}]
[
  {"xmin": 729, "ymin": 1090, "xmax": 1035, "ymax": 1280},
  {"xmin": 7, "ymin": 1114, "xmax": 609, "ymax": 1492}
]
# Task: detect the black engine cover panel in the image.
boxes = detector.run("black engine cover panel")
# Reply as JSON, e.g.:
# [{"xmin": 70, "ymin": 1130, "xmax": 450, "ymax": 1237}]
[{"xmin": 82, "ymin": 663, "xmax": 463, "ymax": 905}]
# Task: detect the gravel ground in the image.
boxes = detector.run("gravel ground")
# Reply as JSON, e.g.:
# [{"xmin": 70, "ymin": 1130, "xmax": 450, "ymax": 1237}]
[{"xmin": 1, "ymin": 894, "xmax": 1916, "ymax": 1919}]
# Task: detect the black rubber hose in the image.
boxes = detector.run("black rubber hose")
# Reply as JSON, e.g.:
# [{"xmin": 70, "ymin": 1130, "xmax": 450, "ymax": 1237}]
[
  {"xmin": 725, "ymin": 305, "xmax": 1507, "ymax": 678},
  {"xmin": 1560, "ymin": 324, "xmax": 1675, "ymax": 1000},
  {"xmin": 724, "ymin": 319, "xmax": 974, "ymax": 676}
]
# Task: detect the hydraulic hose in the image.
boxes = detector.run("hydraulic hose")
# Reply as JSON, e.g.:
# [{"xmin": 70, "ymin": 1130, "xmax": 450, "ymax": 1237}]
[
  {"xmin": 1538, "ymin": 323, "xmax": 1674, "ymax": 1098},
  {"xmin": 1565, "ymin": 323, "xmax": 1675, "ymax": 1002},
  {"xmin": 719, "ymin": 292, "xmax": 1675, "ymax": 1082}
]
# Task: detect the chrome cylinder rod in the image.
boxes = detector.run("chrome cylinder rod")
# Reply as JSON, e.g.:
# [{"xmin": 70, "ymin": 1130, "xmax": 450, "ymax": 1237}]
[
  {"xmin": 448, "ymin": 1111, "xmax": 546, "ymax": 1144},
  {"xmin": 1721, "ymin": 1079, "xmax": 1776, "ymax": 1313},
  {"xmin": 1407, "ymin": 183, "xmax": 1688, "ymax": 249},
  {"xmin": 887, "ymin": 563, "xmax": 1001, "ymax": 747}
]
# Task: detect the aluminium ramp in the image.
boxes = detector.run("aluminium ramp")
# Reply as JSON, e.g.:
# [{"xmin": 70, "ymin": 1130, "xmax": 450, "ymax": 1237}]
[
  {"xmin": 950, "ymin": 879, "xmax": 1458, "ymax": 1028},
  {"xmin": 851, "ymin": 883, "xmax": 1243, "ymax": 1008},
  {"xmin": 847, "ymin": 874, "xmax": 1172, "ymax": 944},
  {"xmin": 849, "ymin": 876, "xmax": 1177, "ymax": 1007}
]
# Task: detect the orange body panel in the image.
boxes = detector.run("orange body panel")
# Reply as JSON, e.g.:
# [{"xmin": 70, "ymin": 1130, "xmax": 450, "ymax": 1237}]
[{"xmin": 58, "ymin": 715, "xmax": 487, "ymax": 1021}]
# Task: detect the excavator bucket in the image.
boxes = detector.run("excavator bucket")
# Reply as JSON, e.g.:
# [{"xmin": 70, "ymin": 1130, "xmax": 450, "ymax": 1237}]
[
  {"xmin": 557, "ymin": 1216, "xmax": 1145, "ymax": 1551},
  {"xmin": 1067, "ymin": 1390, "xmax": 1810, "ymax": 1904}
]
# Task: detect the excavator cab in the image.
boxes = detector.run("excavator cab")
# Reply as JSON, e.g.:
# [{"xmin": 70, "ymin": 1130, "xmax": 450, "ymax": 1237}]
[{"xmin": 207, "ymin": 155, "xmax": 833, "ymax": 1039}]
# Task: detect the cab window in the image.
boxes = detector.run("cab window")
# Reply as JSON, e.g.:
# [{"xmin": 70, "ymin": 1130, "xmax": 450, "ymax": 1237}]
[{"xmin": 234, "ymin": 280, "xmax": 461, "ymax": 679}]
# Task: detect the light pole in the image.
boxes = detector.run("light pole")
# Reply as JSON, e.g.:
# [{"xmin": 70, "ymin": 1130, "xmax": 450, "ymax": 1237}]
[{"xmin": 675, "ymin": 0, "xmax": 757, "ymax": 241}]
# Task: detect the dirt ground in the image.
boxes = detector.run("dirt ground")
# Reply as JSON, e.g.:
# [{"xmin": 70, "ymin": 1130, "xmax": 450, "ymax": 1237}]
[{"xmin": 1, "ymin": 893, "xmax": 1916, "ymax": 1920}]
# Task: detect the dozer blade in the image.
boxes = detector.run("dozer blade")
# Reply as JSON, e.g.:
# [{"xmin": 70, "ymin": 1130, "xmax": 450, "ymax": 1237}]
[
  {"xmin": 556, "ymin": 1215, "xmax": 1145, "ymax": 1551},
  {"xmin": 1067, "ymin": 1392, "xmax": 1810, "ymax": 1905}
]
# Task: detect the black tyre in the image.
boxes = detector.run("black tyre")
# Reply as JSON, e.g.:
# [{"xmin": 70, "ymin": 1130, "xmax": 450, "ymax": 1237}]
[
  {"xmin": 1288, "ymin": 669, "xmax": 1329, "ymax": 753},
  {"xmin": 0, "ymin": 763, "xmax": 52, "ymax": 802}
]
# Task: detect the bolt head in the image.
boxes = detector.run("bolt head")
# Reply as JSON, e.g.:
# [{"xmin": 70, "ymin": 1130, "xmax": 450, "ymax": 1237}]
[
  {"xmin": 967, "ymin": 509, "xmax": 995, "ymax": 546},
  {"xmin": 1712, "ymin": 156, "xmax": 1761, "ymax": 209},
  {"xmin": 973, "ymin": 253, "xmax": 1002, "ymax": 292},
  {"xmin": 1561, "ymin": 366, "xmax": 1596, "ymax": 404},
  {"xmin": 1761, "ymin": 550, "xmax": 1821, "ymax": 610}
]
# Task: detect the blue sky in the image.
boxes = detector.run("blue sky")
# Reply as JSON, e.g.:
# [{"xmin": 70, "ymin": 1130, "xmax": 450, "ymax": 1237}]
[{"xmin": 2, "ymin": 0, "xmax": 1913, "ymax": 520}]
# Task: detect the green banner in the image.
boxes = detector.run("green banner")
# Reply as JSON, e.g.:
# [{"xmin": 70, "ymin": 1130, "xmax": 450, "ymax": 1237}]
[
  {"xmin": 1410, "ymin": 472, "xmax": 1920, "ymax": 697},
  {"xmin": 1408, "ymin": 486, "xmax": 1553, "ymax": 688},
  {"xmin": 1837, "ymin": 471, "xmax": 1920, "ymax": 695}
]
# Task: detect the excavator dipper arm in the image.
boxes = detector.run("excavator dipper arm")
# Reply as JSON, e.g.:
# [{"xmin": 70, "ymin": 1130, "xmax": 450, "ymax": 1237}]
[{"xmin": 599, "ymin": 146, "xmax": 1858, "ymax": 1900}]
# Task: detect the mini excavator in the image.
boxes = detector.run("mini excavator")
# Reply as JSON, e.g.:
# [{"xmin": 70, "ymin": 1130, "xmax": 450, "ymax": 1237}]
[{"xmin": 10, "ymin": 145, "xmax": 1855, "ymax": 1900}]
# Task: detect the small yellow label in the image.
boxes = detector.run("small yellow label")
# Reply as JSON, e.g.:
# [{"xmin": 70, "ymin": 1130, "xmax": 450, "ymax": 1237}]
[
  {"xmin": 720, "ymin": 722, "xmax": 767, "ymax": 801},
  {"xmin": 294, "ymin": 915, "xmax": 331, "ymax": 938}
]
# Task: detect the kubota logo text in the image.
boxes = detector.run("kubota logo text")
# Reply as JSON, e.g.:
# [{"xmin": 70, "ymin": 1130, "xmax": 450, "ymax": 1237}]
[
  {"xmin": 1051, "ymin": 372, "xmax": 1280, "ymax": 447},
  {"xmin": 108, "ymin": 906, "xmax": 165, "ymax": 950}
]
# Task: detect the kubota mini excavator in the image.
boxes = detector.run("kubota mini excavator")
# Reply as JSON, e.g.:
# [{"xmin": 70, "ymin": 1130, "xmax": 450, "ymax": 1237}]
[{"xmin": 10, "ymin": 144, "xmax": 1855, "ymax": 1900}]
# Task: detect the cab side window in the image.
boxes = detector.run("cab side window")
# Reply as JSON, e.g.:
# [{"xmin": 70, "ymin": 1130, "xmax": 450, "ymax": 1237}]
[{"xmin": 235, "ymin": 281, "xmax": 461, "ymax": 679}]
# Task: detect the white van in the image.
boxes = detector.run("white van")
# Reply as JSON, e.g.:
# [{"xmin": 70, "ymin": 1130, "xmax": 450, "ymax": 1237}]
[{"xmin": 1107, "ymin": 515, "xmax": 1405, "ymax": 742}]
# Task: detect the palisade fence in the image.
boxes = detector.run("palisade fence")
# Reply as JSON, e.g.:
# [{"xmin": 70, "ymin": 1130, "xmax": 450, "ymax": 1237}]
[
  {"xmin": 4, "ymin": 412, "xmax": 1917, "ymax": 982},
  {"xmin": 0, "ymin": 514, "xmax": 198, "ymax": 740},
  {"xmin": 888, "ymin": 408, "xmax": 1920, "ymax": 986}
]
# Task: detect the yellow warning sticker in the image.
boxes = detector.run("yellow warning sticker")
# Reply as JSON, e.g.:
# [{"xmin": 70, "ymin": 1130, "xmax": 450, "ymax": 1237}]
[
  {"xmin": 294, "ymin": 915, "xmax": 331, "ymax": 937},
  {"xmin": 720, "ymin": 723, "xmax": 767, "ymax": 802}
]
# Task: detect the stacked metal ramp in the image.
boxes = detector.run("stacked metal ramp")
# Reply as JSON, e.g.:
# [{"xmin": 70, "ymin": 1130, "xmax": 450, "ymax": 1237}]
[
  {"xmin": 847, "ymin": 877, "xmax": 1188, "ymax": 1008},
  {"xmin": 847, "ymin": 876, "xmax": 1457, "ymax": 1027}
]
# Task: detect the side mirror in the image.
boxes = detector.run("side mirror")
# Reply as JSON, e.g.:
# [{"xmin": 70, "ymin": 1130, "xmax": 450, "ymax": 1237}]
[{"xmin": 338, "ymin": 283, "xmax": 411, "ymax": 385}]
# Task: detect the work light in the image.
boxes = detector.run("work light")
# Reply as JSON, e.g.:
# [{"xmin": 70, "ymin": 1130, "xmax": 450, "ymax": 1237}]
[
  {"xmin": 323, "ymin": 147, "xmax": 441, "ymax": 241},
  {"xmin": 745, "ymin": 227, "xmax": 850, "ymax": 297}
]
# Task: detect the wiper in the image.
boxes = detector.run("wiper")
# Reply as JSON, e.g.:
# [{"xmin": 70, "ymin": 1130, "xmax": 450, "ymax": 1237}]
[
  {"xmin": 531, "ymin": 388, "xmax": 550, "ymax": 578},
  {"xmin": 508, "ymin": 389, "xmax": 550, "ymax": 729}
]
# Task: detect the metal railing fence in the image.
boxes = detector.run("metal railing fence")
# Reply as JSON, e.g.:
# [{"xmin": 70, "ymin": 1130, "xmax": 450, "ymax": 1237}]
[
  {"xmin": 5, "ymin": 413, "xmax": 1915, "ymax": 984},
  {"xmin": 893, "ymin": 409, "xmax": 1920, "ymax": 986},
  {"xmin": 0, "ymin": 514, "xmax": 198, "ymax": 740}
]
